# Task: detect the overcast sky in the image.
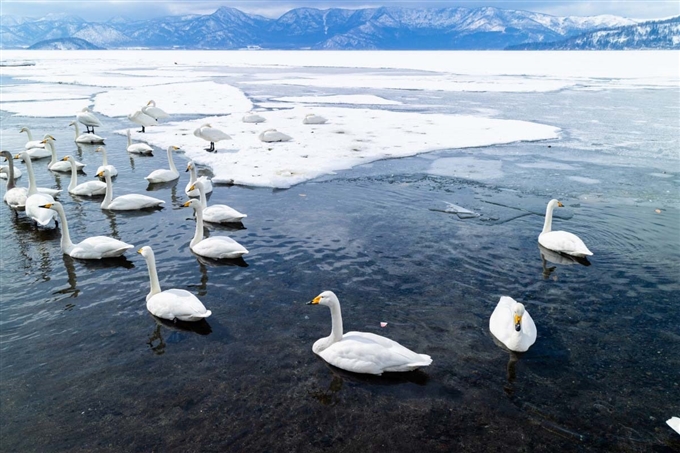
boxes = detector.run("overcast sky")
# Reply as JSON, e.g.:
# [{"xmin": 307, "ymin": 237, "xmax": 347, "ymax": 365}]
[{"xmin": 2, "ymin": 1, "xmax": 678, "ymax": 22}]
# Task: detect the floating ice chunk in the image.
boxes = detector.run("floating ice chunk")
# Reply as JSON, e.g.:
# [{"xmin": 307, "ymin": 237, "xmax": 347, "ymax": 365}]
[
  {"xmin": 443, "ymin": 202, "xmax": 481, "ymax": 219},
  {"xmin": 667, "ymin": 417, "xmax": 680, "ymax": 435}
]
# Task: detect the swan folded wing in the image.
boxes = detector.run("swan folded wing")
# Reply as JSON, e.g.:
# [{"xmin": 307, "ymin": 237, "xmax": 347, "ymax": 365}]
[
  {"xmin": 145, "ymin": 169, "xmax": 178, "ymax": 182},
  {"xmin": 71, "ymin": 237, "xmax": 134, "ymax": 259},
  {"xmin": 111, "ymin": 195, "xmax": 164, "ymax": 210},
  {"xmin": 148, "ymin": 289, "xmax": 211, "ymax": 321},
  {"xmin": 320, "ymin": 332, "xmax": 431, "ymax": 375},
  {"xmin": 204, "ymin": 205, "xmax": 246, "ymax": 223},
  {"xmin": 192, "ymin": 237, "xmax": 248, "ymax": 259},
  {"xmin": 539, "ymin": 230, "xmax": 592, "ymax": 256},
  {"xmin": 26, "ymin": 194, "xmax": 56, "ymax": 225}
]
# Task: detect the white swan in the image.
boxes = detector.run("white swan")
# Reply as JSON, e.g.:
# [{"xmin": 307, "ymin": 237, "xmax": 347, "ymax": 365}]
[
  {"xmin": 13, "ymin": 152, "xmax": 61, "ymax": 197},
  {"xmin": 138, "ymin": 245, "xmax": 211, "ymax": 322},
  {"xmin": 16, "ymin": 151, "xmax": 57, "ymax": 227},
  {"xmin": 1, "ymin": 150, "xmax": 27, "ymax": 210},
  {"xmin": 242, "ymin": 113, "xmax": 266, "ymax": 124},
  {"xmin": 68, "ymin": 120, "xmax": 105, "ymax": 144},
  {"xmin": 193, "ymin": 124, "xmax": 231, "ymax": 152},
  {"xmin": 489, "ymin": 296, "xmax": 537, "ymax": 353},
  {"xmin": 184, "ymin": 199, "xmax": 248, "ymax": 259},
  {"xmin": 303, "ymin": 113, "xmax": 328, "ymax": 125},
  {"xmin": 126, "ymin": 129, "xmax": 154, "ymax": 155},
  {"xmin": 185, "ymin": 161, "xmax": 212, "ymax": 197},
  {"xmin": 0, "ymin": 164, "xmax": 21, "ymax": 179},
  {"xmin": 62, "ymin": 156, "xmax": 106, "ymax": 196},
  {"xmin": 95, "ymin": 146, "xmax": 118, "ymax": 177},
  {"xmin": 258, "ymin": 129, "xmax": 292, "ymax": 143},
  {"xmin": 307, "ymin": 291, "xmax": 432, "ymax": 375},
  {"xmin": 98, "ymin": 168, "xmax": 164, "ymax": 211},
  {"xmin": 141, "ymin": 100, "xmax": 169, "ymax": 120},
  {"xmin": 538, "ymin": 199, "xmax": 593, "ymax": 257},
  {"xmin": 41, "ymin": 201, "xmax": 134, "ymax": 259},
  {"xmin": 128, "ymin": 110, "xmax": 157, "ymax": 133},
  {"xmin": 43, "ymin": 137, "xmax": 85, "ymax": 172},
  {"xmin": 667, "ymin": 417, "xmax": 680, "ymax": 435},
  {"xmin": 19, "ymin": 127, "xmax": 46, "ymax": 150},
  {"xmin": 145, "ymin": 146, "xmax": 180, "ymax": 183},
  {"xmin": 76, "ymin": 107, "xmax": 102, "ymax": 134},
  {"xmin": 189, "ymin": 180, "xmax": 246, "ymax": 224}
]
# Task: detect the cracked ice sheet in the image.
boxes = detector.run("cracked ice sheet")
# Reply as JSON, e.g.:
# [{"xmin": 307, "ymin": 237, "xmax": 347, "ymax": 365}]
[
  {"xmin": 0, "ymin": 83, "xmax": 96, "ymax": 102},
  {"xmin": 94, "ymin": 81, "xmax": 253, "ymax": 117},
  {"xmin": 118, "ymin": 106, "xmax": 559, "ymax": 189},
  {"xmin": 271, "ymin": 95, "xmax": 401, "ymax": 105}
]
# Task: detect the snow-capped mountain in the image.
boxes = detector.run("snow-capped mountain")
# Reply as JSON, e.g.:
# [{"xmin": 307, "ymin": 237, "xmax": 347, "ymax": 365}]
[
  {"xmin": 28, "ymin": 37, "xmax": 103, "ymax": 50},
  {"xmin": 508, "ymin": 16, "xmax": 680, "ymax": 49},
  {"xmin": 0, "ymin": 6, "xmax": 652, "ymax": 50}
]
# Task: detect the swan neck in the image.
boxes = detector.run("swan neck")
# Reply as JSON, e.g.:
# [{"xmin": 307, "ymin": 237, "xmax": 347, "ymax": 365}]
[
  {"xmin": 23, "ymin": 129, "xmax": 34, "ymax": 141},
  {"xmin": 101, "ymin": 173, "xmax": 113, "ymax": 209},
  {"xmin": 101, "ymin": 149, "xmax": 108, "ymax": 165},
  {"xmin": 126, "ymin": 130, "xmax": 132, "ymax": 146},
  {"xmin": 167, "ymin": 148, "xmax": 177, "ymax": 173},
  {"xmin": 191, "ymin": 206, "xmax": 204, "ymax": 248},
  {"xmin": 542, "ymin": 202, "xmax": 555, "ymax": 234},
  {"xmin": 73, "ymin": 122, "xmax": 80, "ymax": 138},
  {"xmin": 68, "ymin": 159, "xmax": 78, "ymax": 191},
  {"xmin": 198, "ymin": 184, "xmax": 208, "ymax": 209},
  {"xmin": 145, "ymin": 254, "xmax": 162, "ymax": 298},
  {"xmin": 54, "ymin": 204, "xmax": 74, "ymax": 252},
  {"xmin": 24, "ymin": 156, "xmax": 37, "ymax": 195},
  {"xmin": 189, "ymin": 166, "xmax": 197, "ymax": 184},
  {"xmin": 328, "ymin": 301, "xmax": 343, "ymax": 344},
  {"xmin": 4, "ymin": 158, "xmax": 15, "ymax": 190},
  {"xmin": 47, "ymin": 141, "xmax": 57, "ymax": 165}
]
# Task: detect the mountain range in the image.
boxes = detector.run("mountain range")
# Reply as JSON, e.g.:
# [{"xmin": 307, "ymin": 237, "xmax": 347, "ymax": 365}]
[{"xmin": 2, "ymin": 6, "xmax": 675, "ymax": 50}]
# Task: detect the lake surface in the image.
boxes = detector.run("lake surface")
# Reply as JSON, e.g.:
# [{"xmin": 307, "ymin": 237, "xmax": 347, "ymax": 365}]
[{"xmin": 1, "ymin": 65, "xmax": 679, "ymax": 452}]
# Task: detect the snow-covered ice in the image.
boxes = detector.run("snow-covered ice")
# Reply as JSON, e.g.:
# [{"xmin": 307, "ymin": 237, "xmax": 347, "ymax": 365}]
[{"xmin": 1, "ymin": 50, "xmax": 676, "ymax": 188}]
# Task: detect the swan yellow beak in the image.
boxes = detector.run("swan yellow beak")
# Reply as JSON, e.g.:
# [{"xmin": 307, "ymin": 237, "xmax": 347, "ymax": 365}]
[
  {"xmin": 307, "ymin": 295, "xmax": 321, "ymax": 305},
  {"xmin": 13, "ymin": 154, "xmax": 20, "ymax": 159},
  {"xmin": 183, "ymin": 201, "xmax": 191, "ymax": 207},
  {"xmin": 61, "ymin": 156, "xmax": 68, "ymax": 161},
  {"xmin": 137, "ymin": 248, "xmax": 144, "ymax": 254},
  {"xmin": 188, "ymin": 184, "xmax": 196, "ymax": 192},
  {"xmin": 514, "ymin": 314, "xmax": 522, "ymax": 332},
  {"xmin": 557, "ymin": 201, "xmax": 564, "ymax": 207},
  {"xmin": 39, "ymin": 203, "xmax": 53, "ymax": 209},
  {"xmin": 96, "ymin": 171, "xmax": 104, "ymax": 177}
]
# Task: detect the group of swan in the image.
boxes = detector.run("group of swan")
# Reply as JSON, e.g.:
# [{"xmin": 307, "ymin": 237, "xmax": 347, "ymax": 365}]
[
  {"xmin": 43, "ymin": 136, "xmax": 85, "ymax": 173},
  {"xmin": 129, "ymin": 100, "xmax": 168, "ymax": 133},
  {"xmin": 185, "ymin": 161, "xmax": 212, "ymax": 196},
  {"xmin": 62, "ymin": 156, "xmax": 106, "ymax": 196},
  {"xmin": 189, "ymin": 180, "xmax": 246, "ymax": 224}
]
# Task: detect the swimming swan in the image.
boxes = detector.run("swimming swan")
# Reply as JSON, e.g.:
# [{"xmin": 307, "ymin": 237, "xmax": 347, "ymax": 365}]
[
  {"xmin": 303, "ymin": 114, "xmax": 328, "ymax": 125},
  {"xmin": 41, "ymin": 201, "xmax": 134, "ymax": 259},
  {"xmin": 95, "ymin": 146, "xmax": 118, "ymax": 177},
  {"xmin": 189, "ymin": 180, "xmax": 246, "ymax": 224},
  {"xmin": 62, "ymin": 156, "xmax": 106, "ymax": 196},
  {"xmin": 126, "ymin": 129, "xmax": 154, "ymax": 155},
  {"xmin": 667, "ymin": 417, "xmax": 680, "ymax": 435},
  {"xmin": 185, "ymin": 161, "xmax": 212, "ymax": 197},
  {"xmin": 538, "ymin": 199, "xmax": 593, "ymax": 257},
  {"xmin": 76, "ymin": 107, "xmax": 102, "ymax": 134},
  {"xmin": 68, "ymin": 120, "xmax": 105, "ymax": 144},
  {"xmin": 1, "ymin": 150, "xmax": 27, "ymax": 209},
  {"xmin": 307, "ymin": 290, "xmax": 432, "ymax": 375},
  {"xmin": 128, "ymin": 110, "xmax": 157, "ymax": 133},
  {"xmin": 13, "ymin": 151, "xmax": 61, "ymax": 197},
  {"xmin": 193, "ymin": 124, "xmax": 231, "ymax": 152},
  {"xmin": 489, "ymin": 296, "xmax": 537, "ymax": 353},
  {"xmin": 20, "ymin": 127, "xmax": 46, "ymax": 150},
  {"xmin": 145, "ymin": 146, "xmax": 180, "ymax": 183},
  {"xmin": 98, "ymin": 168, "xmax": 164, "ymax": 210},
  {"xmin": 43, "ymin": 137, "xmax": 85, "ymax": 172},
  {"xmin": 16, "ymin": 151, "xmax": 57, "ymax": 227},
  {"xmin": 258, "ymin": 129, "xmax": 292, "ymax": 143},
  {"xmin": 141, "ymin": 100, "xmax": 169, "ymax": 121},
  {"xmin": 138, "ymin": 245, "xmax": 211, "ymax": 322},
  {"xmin": 183, "ymin": 199, "xmax": 248, "ymax": 259},
  {"xmin": 0, "ymin": 163, "xmax": 21, "ymax": 180}
]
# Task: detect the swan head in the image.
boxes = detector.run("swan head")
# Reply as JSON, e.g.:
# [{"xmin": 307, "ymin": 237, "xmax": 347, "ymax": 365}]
[
  {"xmin": 512, "ymin": 302, "xmax": 527, "ymax": 332},
  {"xmin": 307, "ymin": 290, "xmax": 339, "ymax": 307},
  {"xmin": 68, "ymin": 121, "xmax": 76, "ymax": 126},
  {"xmin": 147, "ymin": 100, "xmax": 155, "ymax": 106},
  {"xmin": 95, "ymin": 146, "xmax": 105, "ymax": 153},
  {"xmin": 61, "ymin": 155, "xmax": 73, "ymax": 162},
  {"xmin": 137, "ymin": 246, "xmax": 154, "ymax": 260},
  {"xmin": 186, "ymin": 161, "xmax": 195, "ymax": 172},
  {"xmin": 548, "ymin": 199, "xmax": 564, "ymax": 209},
  {"xmin": 183, "ymin": 199, "xmax": 202, "ymax": 210},
  {"xmin": 1, "ymin": 150, "xmax": 10, "ymax": 162},
  {"xmin": 168, "ymin": 145, "xmax": 180, "ymax": 152},
  {"xmin": 81, "ymin": 107, "xmax": 90, "ymax": 112},
  {"xmin": 14, "ymin": 151, "xmax": 29, "ymax": 161},
  {"xmin": 19, "ymin": 127, "xmax": 29, "ymax": 133},
  {"xmin": 38, "ymin": 202, "xmax": 58, "ymax": 210},
  {"xmin": 96, "ymin": 168, "xmax": 110, "ymax": 178}
]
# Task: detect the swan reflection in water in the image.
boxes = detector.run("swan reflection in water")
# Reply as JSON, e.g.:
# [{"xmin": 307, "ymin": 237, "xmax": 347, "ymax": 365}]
[
  {"xmin": 54, "ymin": 255, "xmax": 135, "ymax": 299},
  {"xmin": 539, "ymin": 244, "xmax": 590, "ymax": 280},
  {"xmin": 309, "ymin": 357, "xmax": 429, "ymax": 406},
  {"xmin": 147, "ymin": 315, "xmax": 212, "ymax": 355}
]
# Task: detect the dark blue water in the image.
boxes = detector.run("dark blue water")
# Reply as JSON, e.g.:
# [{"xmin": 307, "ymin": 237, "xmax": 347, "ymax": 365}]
[{"xmin": 1, "ymin": 83, "xmax": 679, "ymax": 452}]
